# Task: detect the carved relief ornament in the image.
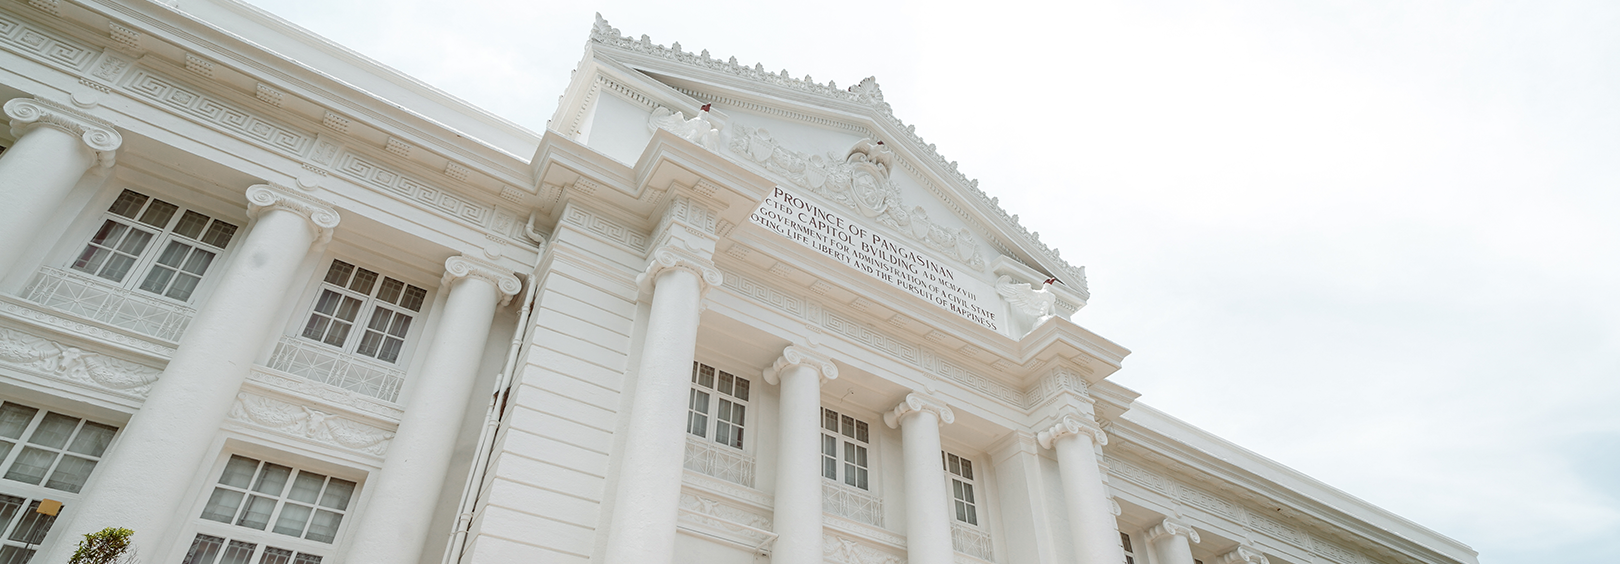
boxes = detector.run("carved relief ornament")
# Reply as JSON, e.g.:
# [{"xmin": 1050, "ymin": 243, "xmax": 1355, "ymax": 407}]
[
  {"xmin": 637, "ymin": 244, "xmax": 723, "ymax": 296},
  {"xmin": 1037, "ymin": 413, "xmax": 1107, "ymax": 449},
  {"xmin": 3, "ymin": 97, "xmax": 122, "ymax": 168},
  {"xmin": 762, "ymin": 345, "xmax": 837, "ymax": 385},
  {"xmin": 882, "ymin": 392, "xmax": 955, "ymax": 429},
  {"xmin": 0, "ymin": 327, "xmax": 161, "ymax": 397},
  {"xmin": 1145, "ymin": 518, "xmax": 1202, "ymax": 544},
  {"xmin": 443, "ymin": 255, "xmax": 523, "ymax": 306},
  {"xmin": 245, "ymin": 184, "xmax": 341, "ymax": 244},
  {"xmin": 227, "ymin": 392, "xmax": 394, "ymax": 457}
]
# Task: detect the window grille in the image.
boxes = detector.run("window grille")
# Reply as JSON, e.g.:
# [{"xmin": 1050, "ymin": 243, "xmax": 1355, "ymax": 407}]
[{"xmin": 299, "ymin": 260, "xmax": 426, "ymax": 364}]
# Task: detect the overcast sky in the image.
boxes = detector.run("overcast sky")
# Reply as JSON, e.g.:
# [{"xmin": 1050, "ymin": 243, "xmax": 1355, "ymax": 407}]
[{"xmin": 238, "ymin": 0, "xmax": 1619, "ymax": 561}]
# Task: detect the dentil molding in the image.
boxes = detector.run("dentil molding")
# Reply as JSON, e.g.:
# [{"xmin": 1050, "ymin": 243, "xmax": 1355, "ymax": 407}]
[
  {"xmin": 762, "ymin": 345, "xmax": 837, "ymax": 385},
  {"xmin": 1145, "ymin": 518, "xmax": 1202, "ymax": 544},
  {"xmin": 227, "ymin": 392, "xmax": 394, "ymax": 457},
  {"xmin": 245, "ymin": 184, "xmax": 341, "ymax": 244},
  {"xmin": 1037, "ymin": 413, "xmax": 1107, "ymax": 449},
  {"xmin": 882, "ymin": 392, "xmax": 955, "ymax": 429},
  {"xmin": 0, "ymin": 327, "xmax": 161, "ymax": 398},
  {"xmin": 3, "ymin": 97, "xmax": 121, "ymax": 168},
  {"xmin": 443, "ymin": 255, "xmax": 523, "ymax": 306}
]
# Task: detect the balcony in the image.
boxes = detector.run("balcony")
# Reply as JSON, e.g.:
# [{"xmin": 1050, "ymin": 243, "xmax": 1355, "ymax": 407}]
[
  {"xmin": 951, "ymin": 522, "xmax": 993, "ymax": 561},
  {"xmin": 683, "ymin": 435, "xmax": 756, "ymax": 488},
  {"xmin": 823, "ymin": 480, "xmax": 884, "ymax": 528},
  {"xmin": 266, "ymin": 336, "xmax": 406, "ymax": 403},
  {"xmin": 23, "ymin": 266, "xmax": 194, "ymax": 342}
]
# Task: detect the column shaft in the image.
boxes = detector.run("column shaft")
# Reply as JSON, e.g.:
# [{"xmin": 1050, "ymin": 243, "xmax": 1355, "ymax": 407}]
[
  {"xmin": 1052, "ymin": 433, "xmax": 1124, "ymax": 564},
  {"xmin": 346, "ymin": 257, "xmax": 514, "ymax": 564},
  {"xmin": 0, "ymin": 98, "xmax": 118, "ymax": 276},
  {"xmin": 603, "ymin": 267, "xmax": 703, "ymax": 564},
  {"xmin": 899, "ymin": 410, "xmax": 953, "ymax": 564},
  {"xmin": 769, "ymin": 352, "xmax": 833, "ymax": 564},
  {"xmin": 1152, "ymin": 533, "xmax": 1197, "ymax": 564},
  {"xmin": 39, "ymin": 191, "xmax": 332, "ymax": 561}
]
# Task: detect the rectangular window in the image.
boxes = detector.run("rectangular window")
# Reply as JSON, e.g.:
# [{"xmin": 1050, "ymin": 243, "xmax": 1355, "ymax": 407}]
[
  {"xmin": 943, "ymin": 451, "xmax": 979, "ymax": 525},
  {"xmin": 198, "ymin": 455, "xmax": 355, "ymax": 544},
  {"xmin": 687, "ymin": 363, "xmax": 749, "ymax": 449},
  {"xmin": 1122, "ymin": 532, "xmax": 1136, "ymax": 564},
  {"xmin": 821, "ymin": 408, "xmax": 871, "ymax": 490},
  {"xmin": 0, "ymin": 402, "xmax": 118, "ymax": 494},
  {"xmin": 70, "ymin": 189, "xmax": 237, "ymax": 302},
  {"xmin": 181, "ymin": 533, "xmax": 325, "ymax": 564},
  {"xmin": 0, "ymin": 496, "xmax": 62, "ymax": 562},
  {"xmin": 299, "ymin": 261, "xmax": 425, "ymax": 364}
]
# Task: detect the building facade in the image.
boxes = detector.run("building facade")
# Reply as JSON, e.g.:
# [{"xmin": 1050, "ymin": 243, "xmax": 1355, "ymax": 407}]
[{"xmin": 0, "ymin": 2, "xmax": 1479, "ymax": 564}]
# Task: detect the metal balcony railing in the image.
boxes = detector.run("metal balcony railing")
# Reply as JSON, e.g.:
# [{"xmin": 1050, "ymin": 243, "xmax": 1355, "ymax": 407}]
[
  {"xmin": 24, "ymin": 266, "xmax": 195, "ymax": 341},
  {"xmin": 683, "ymin": 435, "xmax": 757, "ymax": 488},
  {"xmin": 266, "ymin": 336, "xmax": 406, "ymax": 403}
]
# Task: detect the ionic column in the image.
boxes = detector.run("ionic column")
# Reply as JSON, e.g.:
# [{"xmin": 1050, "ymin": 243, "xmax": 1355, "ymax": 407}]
[
  {"xmin": 346, "ymin": 256, "xmax": 520, "ymax": 564},
  {"xmin": 0, "ymin": 97, "xmax": 121, "ymax": 277},
  {"xmin": 39, "ymin": 185, "xmax": 338, "ymax": 561},
  {"xmin": 763, "ymin": 347, "xmax": 837, "ymax": 564},
  {"xmin": 602, "ymin": 245, "xmax": 722, "ymax": 564},
  {"xmin": 1217, "ymin": 545, "xmax": 1270, "ymax": 564},
  {"xmin": 883, "ymin": 392, "xmax": 956, "ymax": 564},
  {"xmin": 1037, "ymin": 414, "xmax": 1124, "ymax": 564},
  {"xmin": 1146, "ymin": 518, "xmax": 1201, "ymax": 564}
]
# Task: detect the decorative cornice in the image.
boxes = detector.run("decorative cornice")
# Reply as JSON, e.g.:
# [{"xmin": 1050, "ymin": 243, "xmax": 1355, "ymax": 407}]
[
  {"xmin": 1144, "ymin": 518, "xmax": 1202, "ymax": 545},
  {"xmin": 637, "ymin": 244, "xmax": 723, "ymax": 296},
  {"xmin": 1217, "ymin": 546, "xmax": 1270, "ymax": 564},
  {"xmin": 444, "ymin": 255, "xmax": 523, "ymax": 306},
  {"xmin": 762, "ymin": 345, "xmax": 837, "ymax": 385},
  {"xmin": 882, "ymin": 392, "xmax": 955, "ymax": 429},
  {"xmin": 588, "ymin": 14, "xmax": 1089, "ymax": 291},
  {"xmin": 245, "ymin": 184, "xmax": 341, "ymax": 244},
  {"xmin": 1037, "ymin": 414, "xmax": 1106, "ymax": 449},
  {"xmin": 3, "ymin": 97, "xmax": 121, "ymax": 168}
]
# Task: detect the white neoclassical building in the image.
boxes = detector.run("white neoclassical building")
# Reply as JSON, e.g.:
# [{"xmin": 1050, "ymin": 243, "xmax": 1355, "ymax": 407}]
[{"xmin": 0, "ymin": 2, "xmax": 1479, "ymax": 564}]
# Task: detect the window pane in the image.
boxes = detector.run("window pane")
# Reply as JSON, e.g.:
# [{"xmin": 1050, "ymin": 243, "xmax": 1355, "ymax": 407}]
[
  {"xmin": 824, "ymin": 409, "xmax": 838, "ymax": 432},
  {"xmin": 155, "ymin": 241, "xmax": 189, "ymax": 268},
  {"xmin": 841, "ymin": 415, "xmax": 854, "ymax": 438},
  {"xmin": 71, "ymin": 244, "xmax": 110, "ymax": 274},
  {"xmin": 311, "ymin": 291, "xmax": 343, "ymax": 315},
  {"xmin": 180, "ymin": 248, "xmax": 216, "ymax": 275},
  {"xmin": 220, "ymin": 540, "xmax": 257, "ymax": 564},
  {"xmin": 696, "ymin": 365, "xmax": 714, "ymax": 388},
  {"xmin": 733, "ymin": 378, "xmax": 749, "ymax": 401},
  {"xmin": 323, "ymin": 261, "xmax": 354, "ymax": 286},
  {"xmin": 292, "ymin": 554, "xmax": 323, "ymax": 564},
  {"xmin": 166, "ymin": 271, "xmax": 204, "ymax": 301},
  {"xmin": 333, "ymin": 297, "xmax": 363, "ymax": 322},
  {"xmin": 182, "ymin": 534, "xmax": 226, "ymax": 564},
  {"xmin": 377, "ymin": 278, "xmax": 404, "ymax": 304},
  {"xmin": 9, "ymin": 501, "xmax": 56, "ymax": 543},
  {"xmin": 45, "ymin": 454, "xmax": 97, "ymax": 492},
  {"xmin": 400, "ymin": 285, "xmax": 426, "ymax": 311},
  {"xmin": 305, "ymin": 509, "xmax": 342, "ymax": 543},
  {"xmin": 4, "ymin": 447, "xmax": 56, "ymax": 484},
  {"xmin": 0, "ymin": 404, "xmax": 38, "ymax": 439},
  {"xmin": 366, "ymin": 309, "xmax": 393, "ymax": 333},
  {"xmin": 220, "ymin": 456, "xmax": 260, "ymax": 488},
  {"xmin": 960, "ymin": 459, "xmax": 973, "ymax": 480},
  {"xmin": 716, "ymin": 373, "xmax": 733, "ymax": 396},
  {"xmin": 138, "ymin": 199, "xmax": 179, "ymax": 228},
  {"xmin": 965, "ymin": 503, "xmax": 977, "ymax": 525},
  {"xmin": 236, "ymin": 495, "xmax": 276, "ymax": 530},
  {"xmin": 318, "ymin": 479, "xmax": 355, "ymax": 510},
  {"xmin": 955, "ymin": 500, "xmax": 967, "ymax": 522},
  {"xmin": 356, "ymin": 331, "xmax": 384, "ymax": 358},
  {"xmin": 288, "ymin": 473, "xmax": 325, "ymax": 504},
  {"xmin": 258, "ymin": 547, "xmax": 293, "ymax": 564},
  {"xmin": 114, "ymin": 227, "xmax": 153, "ymax": 257},
  {"xmin": 377, "ymin": 337, "xmax": 404, "ymax": 364},
  {"xmin": 323, "ymin": 321, "xmax": 352, "ymax": 347},
  {"xmin": 962, "ymin": 482, "xmax": 975, "ymax": 503},
  {"xmin": 201, "ymin": 488, "xmax": 246, "ymax": 523},
  {"xmin": 97, "ymin": 253, "xmax": 138, "ymax": 282},
  {"xmin": 108, "ymin": 190, "xmax": 147, "ymax": 218},
  {"xmin": 174, "ymin": 210, "xmax": 210, "ymax": 240},
  {"xmin": 301, "ymin": 316, "xmax": 331, "ymax": 342},
  {"xmin": 0, "ymin": 495, "xmax": 20, "ymax": 528},
  {"xmin": 0, "ymin": 545, "xmax": 35, "ymax": 564},
  {"xmin": 948, "ymin": 454, "xmax": 961, "ymax": 476},
  {"xmin": 388, "ymin": 315, "xmax": 412, "ymax": 338},
  {"xmin": 273, "ymin": 502, "xmax": 312, "ymax": 537},
  {"xmin": 254, "ymin": 464, "xmax": 292, "ymax": 495},
  {"xmin": 349, "ymin": 268, "xmax": 378, "ymax": 294},
  {"xmin": 202, "ymin": 220, "xmax": 238, "ymax": 248},
  {"xmin": 855, "ymin": 421, "xmax": 868, "ymax": 443}
]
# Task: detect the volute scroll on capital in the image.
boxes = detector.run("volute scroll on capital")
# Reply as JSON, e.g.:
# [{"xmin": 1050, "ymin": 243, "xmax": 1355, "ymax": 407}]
[
  {"xmin": 4, "ymin": 97, "xmax": 122, "ymax": 168},
  {"xmin": 1217, "ymin": 546, "xmax": 1270, "ymax": 564},
  {"xmin": 762, "ymin": 345, "xmax": 838, "ymax": 386},
  {"xmin": 637, "ymin": 244, "xmax": 723, "ymax": 296},
  {"xmin": 1144, "ymin": 518, "xmax": 1202, "ymax": 544},
  {"xmin": 443, "ymin": 255, "xmax": 523, "ymax": 306},
  {"xmin": 245, "ymin": 184, "xmax": 341, "ymax": 244},
  {"xmin": 1036, "ymin": 413, "xmax": 1107, "ymax": 449},
  {"xmin": 883, "ymin": 392, "xmax": 955, "ymax": 429}
]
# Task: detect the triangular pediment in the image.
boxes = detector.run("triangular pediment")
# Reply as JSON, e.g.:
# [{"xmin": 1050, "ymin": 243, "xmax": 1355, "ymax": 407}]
[{"xmin": 551, "ymin": 16, "xmax": 1091, "ymax": 323}]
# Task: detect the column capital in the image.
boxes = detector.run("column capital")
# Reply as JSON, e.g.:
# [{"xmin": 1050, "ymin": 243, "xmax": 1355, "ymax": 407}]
[
  {"xmin": 762, "ymin": 345, "xmax": 837, "ymax": 385},
  {"xmin": 1217, "ymin": 546, "xmax": 1269, "ymax": 564},
  {"xmin": 1144, "ymin": 518, "xmax": 1201, "ymax": 544},
  {"xmin": 636, "ymin": 244, "xmax": 722, "ymax": 296},
  {"xmin": 4, "ymin": 97, "xmax": 121, "ymax": 168},
  {"xmin": 883, "ymin": 392, "xmax": 955, "ymax": 429},
  {"xmin": 1036, "ymin": 413, "xmax": 1106, "ymax": 449},
  {"xmin": 444, "ymin": 255, "xmax": 523, "ymax": 305},
  {"xmin": 246, "ymin": 184, "xmax": 340, "ymax": 244}
]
